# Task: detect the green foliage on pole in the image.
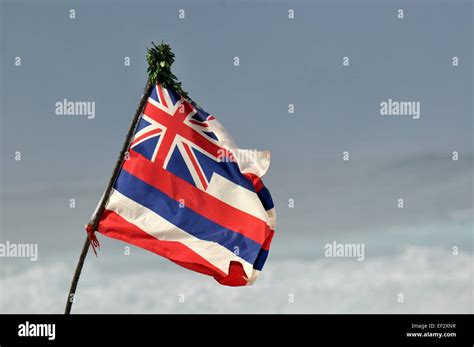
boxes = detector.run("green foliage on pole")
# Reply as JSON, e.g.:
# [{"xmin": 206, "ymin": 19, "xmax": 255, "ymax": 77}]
[{"xmin": 146, "ymin": 41, "xmax": 196, "ymax": 105}]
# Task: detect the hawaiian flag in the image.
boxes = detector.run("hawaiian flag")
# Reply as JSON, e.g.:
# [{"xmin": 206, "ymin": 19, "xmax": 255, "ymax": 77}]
[{"xmin": 88, "ymin": 83, "xmax": 275, "ymax": 286}]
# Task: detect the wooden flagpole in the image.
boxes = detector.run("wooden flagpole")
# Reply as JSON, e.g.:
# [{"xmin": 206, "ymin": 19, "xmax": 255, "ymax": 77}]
[
  {"xmin": 65, "ymin": 42, "xmax": 193, "ymax": 314},
  {"xmin": 64, "ymin": 80, "xmax": 153, "ymax": 314}
]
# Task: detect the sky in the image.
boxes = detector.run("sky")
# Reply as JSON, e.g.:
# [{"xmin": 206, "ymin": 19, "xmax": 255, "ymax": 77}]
[{"xmin": 0, "ymin": 0, "xmax": 472, "ymax": 313}]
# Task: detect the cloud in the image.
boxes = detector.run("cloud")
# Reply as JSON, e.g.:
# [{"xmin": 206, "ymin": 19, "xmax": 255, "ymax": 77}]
[
  {"xmin": 1, "ymin": 246, "xmax": 471, "ymax": 313},
  {"xmin": 272, "ymin": 152, "xmax": 473, "ymax": 235}
]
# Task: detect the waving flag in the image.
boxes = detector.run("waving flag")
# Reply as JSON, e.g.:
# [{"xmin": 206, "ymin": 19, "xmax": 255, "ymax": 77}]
[{"xmin": 89, "ymin": 83, "xmax": 275, "ymax": 286}]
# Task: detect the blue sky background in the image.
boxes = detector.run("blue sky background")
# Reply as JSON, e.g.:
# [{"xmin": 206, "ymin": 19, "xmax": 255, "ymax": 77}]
[{"xmin": 0, "ymin": 0, "xmax": 472, "ymax": 313}]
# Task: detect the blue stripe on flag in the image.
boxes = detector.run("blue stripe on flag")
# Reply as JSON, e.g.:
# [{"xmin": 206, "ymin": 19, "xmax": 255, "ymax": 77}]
[
  {"xmin": 191, "ymin": 148, "xmax": 255, "ymax": 191},
  {"xmin": 253, "ymin": 248, "xmax": 269, "ymax": 271},
  {"xmin": 192, "ymin": 108, "xmax": 210, "ymax": 122},
  {"xmin": 166, "ymin": 86, "xmax": 181, "ymax": 105},
  {"xmin": 149, "ymin": 85, "xmax": 181, "ymax": 106},
  {"xmin": 167, "ymin": 147, "xmax": 195, "ymax": 187},
  {"xmin": 257, "ymin": 186, "xmax": 274, "ymax": 211},
  {"xmin": 149, "ymin": 86, "xmax": 160, "ymax": 104},
  {"xmin": 132, "ymin": 135, "xmax": 160, "ymax": 161},
  {"xmin": 203, "ymin": 130, "xmax": 219, "ymax": 141},
  {"xmin": 114, "ymin": 169, "xmax": 262, "ymax": 265},
  {"xmin": 135, "ymin": 117, "xmax": 151, "ymax": 133}
]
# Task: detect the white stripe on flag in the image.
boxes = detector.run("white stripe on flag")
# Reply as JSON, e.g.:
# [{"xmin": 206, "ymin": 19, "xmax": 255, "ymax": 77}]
[
  {"xmin": 208, "ymin": 117, "xmax": 270, "ymax": 178},
  {"xmin": 207, "ymin": 173, "xmax": 275, "ymax": 229},
  {"xmin": 106, "ymin": 188, "xmax": 256, "ymax": 279},
  {"xmin": 266, "ymin": 208, "xmax": 276, "ymax": 231}
]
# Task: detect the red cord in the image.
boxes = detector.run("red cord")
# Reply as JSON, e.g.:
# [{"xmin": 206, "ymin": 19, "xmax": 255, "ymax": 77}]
[{"xmin": 85, "ymin": 224, "xmax": 100, "ymax": 257}]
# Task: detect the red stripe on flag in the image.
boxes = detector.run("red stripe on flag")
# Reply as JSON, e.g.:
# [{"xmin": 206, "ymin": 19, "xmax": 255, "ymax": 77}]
[
  {"xmin": 157, "ymin": 84, "xmax": 168, "ymax": 108},
  {"xmin": 261, "ymin": 229, "xmax": 274, "ymax": 251},
  {"xmin": 243, "ymin": 173, "xmax": 264, "ymax": 192},
  {"xmin": 99, "ymin": 210, "xmax": 223, "ymax": 277},
  {"xmin": 123, "ymin": 150, "xmax": 273, "ymax": 246},
  {"xmin": 189, "ymin": 119, "xmax": 209, "ymax": 127},
  {"xmin": 98, "ymin": 210, "xmax": 247, "ymax": 286}
]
